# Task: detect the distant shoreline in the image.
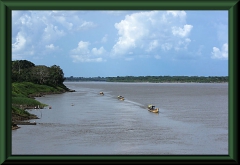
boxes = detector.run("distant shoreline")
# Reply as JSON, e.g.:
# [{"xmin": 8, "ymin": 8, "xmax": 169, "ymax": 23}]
[
  {"xmin": 64, "ymin": 81, "xmax": 228, "ymax": 84},
  {"xmin": 64, "ymin": 76, "xmax": 228, "ymax": 83}
]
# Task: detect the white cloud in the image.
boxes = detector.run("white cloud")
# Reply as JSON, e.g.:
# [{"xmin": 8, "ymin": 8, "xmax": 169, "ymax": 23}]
[
  {"xmin": 211, "ymin": 43, "xmax": 228, "ymax": 59},
  {"xmin": 12, "ymin": 31, "xmax": 36, "ymax": 60},
  {"xmin": 91, "ymin": 47, "xmax": 106, "ymax": 56},
  {"xmin": 111, "ymin": 10, "xmax": 193, "ymax": 58},
  {"xmin": 45, "ymin": 44, "xmax": 59, "ymax": 50},
  {"xmin": 12, "ymin": 11, "xmax": 66, "ymax": 58},
  {"xmin": 167, "ymin": 10, "xmax": 186, "ymax": 18},
  {"xmin": 172, "ymin": 24, "xmax": 193, "ymax": 37},
  {"xmin": 42, "ymin": 24, "xmax": 65, "ymax": 42},
  {"xmin": 71, "ymin": 41, "xmax": 90, "ymax": 54},
  {"xmin": 50, "ymin": 11, "xmax": 96, "ymax": 31},
  {"xmin": 12, "ymin": 10, "xmax": 194, "ymax": 62},
  {"xmin": 12, "ymin": 32, "xmax": 26, "ymax": 52},
  {"xmin": 146, "ymin": 40, "xmax": 159, "ymax": 52},
  {"xmin": 77, "ymin": 21, "xmax": 97, "ymax": 30},
  {"xmin": 70, "ymin": 41, "xmax": 106, "ymax": 62},
  {"xmin": 12, "ymin": 10, "xmax": 98, "ymax": 59},
  {"xmin": 174, "ymin": 38, "xmax": 191, "ymax": 51},
  {"xmin": 53, "ymin": 16, "xmax": 73, "ymax": 30},
  {"xmin": 19, "ymin": 14, "xmax": 32, "ymax": 27}
]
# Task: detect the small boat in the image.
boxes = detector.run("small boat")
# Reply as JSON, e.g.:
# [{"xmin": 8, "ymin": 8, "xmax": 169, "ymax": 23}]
[
  {"xmin": 118, "ymin": 95, "xmax": 125, "ymax": 101},
  {"xmin": 148, "ymin": 109, "xmax": 159, "ymax": 113},
  {"xmin": 99, "ymin": 92, "xmax": 104, "ymax": 95},
  {"xmin": 148, "ymin": 104, "xmax": 159, "ymax": 113}
]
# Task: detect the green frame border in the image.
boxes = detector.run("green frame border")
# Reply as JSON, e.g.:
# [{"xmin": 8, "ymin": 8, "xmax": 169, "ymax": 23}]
[{"xmin": 0, "ymin": 0, "xmax": 238, "ymax": 164}]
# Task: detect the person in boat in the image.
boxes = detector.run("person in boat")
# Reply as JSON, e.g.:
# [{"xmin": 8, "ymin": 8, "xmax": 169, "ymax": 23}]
[
  {"xmin": 148, "ymin": 104, "xmax": 155, "ymax": 110},
  {"xmin": 118, "ymin": 95, "xmax": 124, "ymax": 99}
]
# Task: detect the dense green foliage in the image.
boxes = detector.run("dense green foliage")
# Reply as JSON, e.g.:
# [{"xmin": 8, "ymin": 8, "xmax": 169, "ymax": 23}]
[
  {"xmin": 65, "ymin": 76, "xmax": 228, "ymax": 83},
  {"xmin": 65, "ymin": 76, "xmax": 107, "ymax": 82},
  {"xmin": 107, "ymin": 76, "xmax": 228, "ymax": 83},
  {"xmin": 12, "ymin": 60, "xmax": 66, "ymax": 87}
]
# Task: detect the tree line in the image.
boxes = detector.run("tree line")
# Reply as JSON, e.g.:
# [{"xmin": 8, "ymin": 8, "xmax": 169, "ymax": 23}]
[
  {"xmin": 65, "ymin": 75, "xmax": 228, "ymax": 83},
  {"xmin": 12, "ymin": 60, "xmax": 66, "ymax": 88}
]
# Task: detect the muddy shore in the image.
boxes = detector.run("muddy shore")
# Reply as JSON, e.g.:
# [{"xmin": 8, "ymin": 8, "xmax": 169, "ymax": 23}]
[{"xmin": 12, "ymin": 110, "xmax": 39, "ymax": 130}]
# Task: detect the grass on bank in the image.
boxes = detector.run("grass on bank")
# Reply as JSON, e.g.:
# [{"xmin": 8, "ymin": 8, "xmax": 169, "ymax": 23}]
[
  {"xmin": 12, "ymin": 82, "xmax": 67, "ymax": 121},
  {"xmin": 12, "ymin": 106, "xmax": 32, "ymax": 117},
  {"xmin": 12, "ymin": 82, "xmax": 66, "ymax": 97},
  {"xmin": 12, "ymin": 97, "xmax": 47, "ymax": 108}
]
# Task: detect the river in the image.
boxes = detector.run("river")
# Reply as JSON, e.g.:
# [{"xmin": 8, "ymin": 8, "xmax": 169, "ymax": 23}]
[{"xmin": 12, "ymin": 82, "xmax": 228, "ymax": 155}]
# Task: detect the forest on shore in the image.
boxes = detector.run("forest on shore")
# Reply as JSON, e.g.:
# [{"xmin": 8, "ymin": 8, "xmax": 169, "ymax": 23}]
[{"xmin": 65, "ymin": 75, "xmax": 228, "ymax": 83}]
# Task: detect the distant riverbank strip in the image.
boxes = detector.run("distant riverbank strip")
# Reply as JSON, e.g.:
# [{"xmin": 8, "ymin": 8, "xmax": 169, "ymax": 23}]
[{"xmin": 65, "ymin": 76, "xmax": 228, "ymax": 83}]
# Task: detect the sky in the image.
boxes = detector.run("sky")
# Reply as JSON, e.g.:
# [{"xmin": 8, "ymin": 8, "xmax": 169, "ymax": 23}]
[{"xmin": 12, "ymin": 10, "xmax": 228, "ymax": 77}]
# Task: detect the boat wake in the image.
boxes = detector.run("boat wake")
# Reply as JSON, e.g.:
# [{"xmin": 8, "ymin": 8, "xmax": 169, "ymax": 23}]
[
  {"xmin": 108, "ymin": 94, "xmax": 149, "ymax": 110},
  {"xmin": 123, "ymin": 99, "xmax": 146, "ymax": 109}
]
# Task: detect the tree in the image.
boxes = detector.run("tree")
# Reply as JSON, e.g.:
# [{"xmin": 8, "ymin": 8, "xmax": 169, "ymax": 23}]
[
  {"xmin": 12, "ymin": 60, "xmax": 35, "ymax": 74},
  {"xmin": 12, "ymin": 60, "xmax": 35, "ymax": 82},
  {"xmin": 49, "ymin": 65, "xmax": 65, "ymax": 85},
  {"xmin": 31, "ymin": 65, "xmax": 50, "ymax": 85}
]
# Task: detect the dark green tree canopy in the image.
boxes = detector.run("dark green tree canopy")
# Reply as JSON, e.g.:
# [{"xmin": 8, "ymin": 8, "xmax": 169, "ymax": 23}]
[
  {"xmin": 12, "ymin": 60, "xmax": 35, "ymax": 72},
  {"xmin": 12, "ymin": 60, "xmax": 66, "ymax": 87}
]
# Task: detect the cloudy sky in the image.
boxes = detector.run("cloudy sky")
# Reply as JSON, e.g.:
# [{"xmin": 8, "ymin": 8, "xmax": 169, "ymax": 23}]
[{"xmin": 12, "ymin": 10, "xmax": 228, "ymax": 77}]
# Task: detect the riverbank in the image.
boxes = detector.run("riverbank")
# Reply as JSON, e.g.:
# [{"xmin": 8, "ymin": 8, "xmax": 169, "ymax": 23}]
[
  {"xmin": 64, "ymin": 76, "xmax": 228, "ymax": 83},
  {"xmin": 11, "ymin": 82, "xmax": 74, "ymax": 130}
]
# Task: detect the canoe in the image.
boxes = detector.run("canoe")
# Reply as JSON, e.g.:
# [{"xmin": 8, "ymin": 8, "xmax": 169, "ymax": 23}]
[
  {"xmin": 148, "ymin": 104, "xmax": 159, "ymax": 113},
  {"xmin": 148, "ymin": 108, "xmax": 159, "ymax": 113},
  {"xmin": 118, "ymin": 95, "xmax": 125, "ymax": 100}
]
